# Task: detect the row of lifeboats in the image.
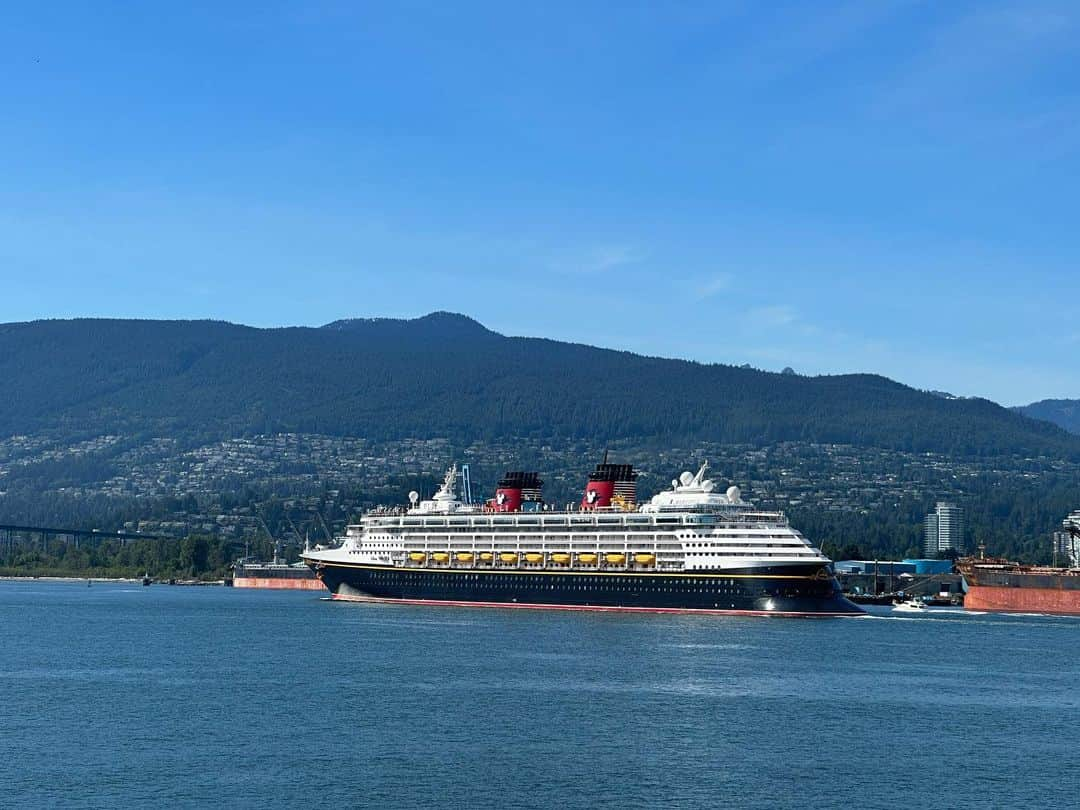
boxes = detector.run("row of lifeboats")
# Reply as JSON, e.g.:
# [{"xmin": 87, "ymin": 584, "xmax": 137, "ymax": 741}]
[{"xmin": 406, "ymin": 551, "xmax": 657, "ymax": 568}]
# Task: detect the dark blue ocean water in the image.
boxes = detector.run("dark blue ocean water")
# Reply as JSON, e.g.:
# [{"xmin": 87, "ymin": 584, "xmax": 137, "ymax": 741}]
[{"xmin": 2, "ymin": 581, "xmax": 1079, "ymax": 809}]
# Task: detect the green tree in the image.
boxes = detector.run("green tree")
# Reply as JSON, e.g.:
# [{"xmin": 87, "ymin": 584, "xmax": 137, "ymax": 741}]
[{"xmin": 179, "ymin": 535, "xmax": 210, "ymax": 576}]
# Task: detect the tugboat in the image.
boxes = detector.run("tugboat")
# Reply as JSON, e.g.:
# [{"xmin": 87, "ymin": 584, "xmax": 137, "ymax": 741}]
[{"xmin": 302, "ymin": 459, "xmax": 863, "ymax": 617}]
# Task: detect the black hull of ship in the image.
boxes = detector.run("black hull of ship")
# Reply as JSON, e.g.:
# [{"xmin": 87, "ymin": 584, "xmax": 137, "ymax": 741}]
[{"xmin": 311, "ymin": 562, "xmax": 863, "ymax": 617}]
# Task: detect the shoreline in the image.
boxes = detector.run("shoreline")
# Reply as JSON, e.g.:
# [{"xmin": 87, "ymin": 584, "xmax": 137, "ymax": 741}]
[
  {"xmin": 0, "ymin": 575, "xmax": 226, "ymax": 585},
  {"xmin": 0, "ymin": 575, "xmax": 143, "ymax": 583}
]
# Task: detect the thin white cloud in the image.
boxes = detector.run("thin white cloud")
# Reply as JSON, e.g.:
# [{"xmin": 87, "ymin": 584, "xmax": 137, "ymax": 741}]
[
  {"xmin": 694, "ymin": 273, "xmax": 733, "ymax": 299},
  {"xmin": 874, "ymin": 1, "xmax": 1078, "ymax": 117},
  {"xmin": 746, "ymin": 304, "xmax": 798, "ymax": 327},
  {"xmin": 552, "ymin": 244, "xmax": 644, "ymax": 275}
]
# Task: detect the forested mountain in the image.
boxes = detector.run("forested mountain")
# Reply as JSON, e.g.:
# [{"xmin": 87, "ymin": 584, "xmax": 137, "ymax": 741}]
[
  {"xmin": 2, "ymin": 312, "xmax": 1078, "ymax": 458},
  {"xmin": 1015, "ymin": 399, "xmax": 1080, "ymax": 436}
]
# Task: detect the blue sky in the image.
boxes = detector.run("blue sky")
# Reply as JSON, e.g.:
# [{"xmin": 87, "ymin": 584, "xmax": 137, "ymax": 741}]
[{"xmin": 2, "ymin": 1, "xmax": 1078, "ymax": 405}]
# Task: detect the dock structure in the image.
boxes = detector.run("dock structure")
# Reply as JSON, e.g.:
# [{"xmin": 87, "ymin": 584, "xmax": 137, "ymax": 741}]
[{"xmin": 838, "ymin": 569, "xmax": 964, "ymax": 603}]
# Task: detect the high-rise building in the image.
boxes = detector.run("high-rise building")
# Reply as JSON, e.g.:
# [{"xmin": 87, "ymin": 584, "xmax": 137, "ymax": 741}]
[
  {"xmin": 1053, "ymin": 511, "xmax": 1080, "ymax": 568},
  {"xmin": 924, "ymin": 501, "xmax": 963, "ymax": 556},
  {"xmin": 923, "ymin": 513, "xmax": 938, "ymax": 556}
]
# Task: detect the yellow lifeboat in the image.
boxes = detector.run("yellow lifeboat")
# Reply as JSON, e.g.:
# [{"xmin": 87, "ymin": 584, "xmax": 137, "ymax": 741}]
[
  {"xmin": 605, "ymin": 553, "xmax": 626, "ymax": 565},
  {"xmin": 577, "ymin": 553, "xmax": 598, "ymax": 565},
  {"xmin": 409, "ymin": 552, "xmax": 426, "ymax": 563},
  {"xmin": 432, "ymin": 552, "xmax": 450, "ymax": 563},
  {"xmin": 499, "ymin": 552, "xmax": 519, "ymax": 564},
  {"xmin": 479, "ymin": 552, "xmax": 494, "ymax": 563},
  {"xmin": 524, "ymin": 552, "xmax": 544, "ymax": 564},
  {"xmin": 550, "ymin": 553, "xmax": 571, "ymax": 565},
  {"xmin": 634, "ymin": 553, "xmax": 656, "ymax": 565},
  {"xmin": 456, "ymin": 552, "xmax": 473, "ymax": 563}
]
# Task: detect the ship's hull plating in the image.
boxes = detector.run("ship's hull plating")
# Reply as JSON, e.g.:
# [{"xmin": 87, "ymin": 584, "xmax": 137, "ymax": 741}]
[
  {"xmin": 311, "ymin": 562, "xmax": 863, "ymax": 617},
  {"xmin": 232, "ymin": 576, "xmax": 327, "ymax": 590},
  {"xmin": 231, "ymin": 566, "xmax": 323, "ymax": 590},
  {"xmin": 962, "ymin": 567, "xmax": 1080, "ymax": 615}
]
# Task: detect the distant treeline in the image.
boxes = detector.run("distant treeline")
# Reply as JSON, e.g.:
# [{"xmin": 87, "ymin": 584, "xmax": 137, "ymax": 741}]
[
  {"xmin": 0, "ymin": 534, "xmax": 265, "ymax": 581},
  {"xmin": 2, "ymin": 464, "xmax": 1073, "ymax": 569}
]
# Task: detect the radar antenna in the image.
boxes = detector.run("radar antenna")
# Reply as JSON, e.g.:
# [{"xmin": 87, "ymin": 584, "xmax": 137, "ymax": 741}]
[
  {"xmin": 438, "ymin": 464, "xmax": 458, "ymax": 496},
  {"xmin": 691, "ymin": 460, "xmax": 709, "ymax": 486}
]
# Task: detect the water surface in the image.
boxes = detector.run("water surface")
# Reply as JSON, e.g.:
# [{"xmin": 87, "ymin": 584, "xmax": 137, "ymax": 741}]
[{"xmin": 2, "ymin": 581, "xmax": 1078, "ymax": 808}]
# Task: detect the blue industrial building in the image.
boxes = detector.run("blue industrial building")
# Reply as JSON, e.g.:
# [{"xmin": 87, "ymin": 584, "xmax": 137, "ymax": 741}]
[{"xmin": 902, "ymin": 558, "xmax": 955, "ymax": 575}]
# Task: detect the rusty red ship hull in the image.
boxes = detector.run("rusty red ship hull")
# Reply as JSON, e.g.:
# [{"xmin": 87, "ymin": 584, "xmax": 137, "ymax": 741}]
[
  {"xmin": 959, "ymin": 558, "xmax": 1080, "ymax": 615},
  {"xmin": 232, "ymin": 575, "xmax": 327, "ymax": 590},
  {"xmin": 230, "ymin": 562, "xmax": 328, "ymax": 591}
]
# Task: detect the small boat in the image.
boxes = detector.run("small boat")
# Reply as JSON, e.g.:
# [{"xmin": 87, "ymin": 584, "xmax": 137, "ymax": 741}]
[
  {"xmin": 499, "ymin": 552, "xmax": 518, "ymax": 564},
  {"xmin": 634, "ymin": 553, "xmax": 656, "ymax": 565},
  {"xmin": 577, "ymin": 553, "xmax": 598, "ymax": 565},
  {"xmin": 409, "ymin": 552, "xmax": 427, "ymax": 563},
  {"xmin": 431, "ymin": 552, "xmax": 450, "ymax": 563},
  {"xmin": 550, "ymin": 553, "xmax": 571, "ymax": 565},
  {"xmin": 892, "ymin": 599, "xmax": 927, "ymax": 612},
  {"xmin": 605, "ymin": 553, "xmax": 626, "ymax": 565},
  {"xmin": 456, "ymin": 552, "xmax": 474, "ymax": 563},
  {"xmin": 479, "ymin": 552, "xmax": 494, "ymax": 563},
  {"xmin": 524, "ymin": 553, "xmax": 544, "ymax": 564}
]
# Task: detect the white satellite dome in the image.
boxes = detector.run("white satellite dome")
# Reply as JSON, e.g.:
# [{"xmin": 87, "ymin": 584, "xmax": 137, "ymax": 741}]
[
  {"xmin": 702, "ymin": 480, "xmax": 715, "ymax": 493},
  {"xmin": 408, "ymin": 490, "xmax": 420, "ymax": 505},
  {"xmin": 679, "ymin": 471, "xmax": 695, "ymax": 487},
  {"xmin": 726, "ymin": 485, "xmax": 741, "ymax": 502}
]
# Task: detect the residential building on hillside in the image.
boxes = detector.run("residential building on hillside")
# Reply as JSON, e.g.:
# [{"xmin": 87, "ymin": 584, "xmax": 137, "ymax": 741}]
[
  {"xmin": 924, "ymin": 501, "xmax": 964, "ymax": 556},
  {"xmin": 1053, "ymin": 510, "xmax": 1080, "ymax": 568}
]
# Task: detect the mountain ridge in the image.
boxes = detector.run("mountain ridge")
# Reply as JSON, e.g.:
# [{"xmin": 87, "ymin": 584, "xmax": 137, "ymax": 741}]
[
  {"xmin": 321, "ymin": 311, "xmax": 497, "ymax": 339},
  {"xmin": 1, "ymin": 313, "xmax": 1076, "ymax": 459},
  {"xmin": 1014, "ymin": 399, "xmax": 1080, "ymax": 436}
]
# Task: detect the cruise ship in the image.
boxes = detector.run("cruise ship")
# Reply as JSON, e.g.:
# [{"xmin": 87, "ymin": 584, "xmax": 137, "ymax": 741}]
[{"xmin": 301, "ymin": 459, "xmax": 863, "ymax": 617}]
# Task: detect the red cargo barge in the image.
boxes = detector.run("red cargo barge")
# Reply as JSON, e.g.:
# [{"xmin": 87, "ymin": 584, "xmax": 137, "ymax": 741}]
[{"xmin": 958, "ymin": 557, "xmax": 1080, "ymax": 615}]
